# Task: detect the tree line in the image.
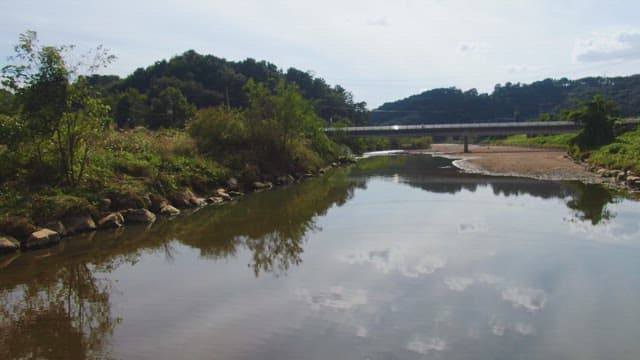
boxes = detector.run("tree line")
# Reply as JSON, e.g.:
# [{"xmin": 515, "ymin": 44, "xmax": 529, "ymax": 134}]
[
  {"xmin": 83, "ymin": 50, "xmax": 369, "ymax": 129},
  {"xmin": 372, "ymin": 76, "xmax": 640, "ymax": 125}
]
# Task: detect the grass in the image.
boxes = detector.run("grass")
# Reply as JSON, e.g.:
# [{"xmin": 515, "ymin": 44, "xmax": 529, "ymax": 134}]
[
  {"xmin": 492, "ymin": 132, "xmax": 577, "ymax": 149},
  {"xmin": 491, "ymin": 126, "xmax": 640, "ymax": 174},
  {"xmin": 0, "ymin": 128, "xmax": 230, "ymax": 224},
  {"xmin": 588, "ymin": 127, "xmax": 640, "ymax": 173}
]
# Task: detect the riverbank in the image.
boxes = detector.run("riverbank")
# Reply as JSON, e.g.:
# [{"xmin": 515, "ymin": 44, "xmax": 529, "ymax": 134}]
[
  {"xmin": 429, "ymin": 143, "xmax": 640, "ymax": 194},
  {"xmin": 429, "ymin": 144, "xmax": 597, "ymax": 181},
  {"xmin": 0, "ymin": 155, "xmax": 355, "ymax": 256}
]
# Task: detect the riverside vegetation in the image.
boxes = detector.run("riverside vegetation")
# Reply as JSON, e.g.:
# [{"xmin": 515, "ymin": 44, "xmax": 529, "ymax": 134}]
[
  {"xmin": 0, "ymin": 31, "xmax": 363, "ymax": 254},
  {"xmin": 494, "ymin": 95, "xmax": 640, "ymax": 190}
]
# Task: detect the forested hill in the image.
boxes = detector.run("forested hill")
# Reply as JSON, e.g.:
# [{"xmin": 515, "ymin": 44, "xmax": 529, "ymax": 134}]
[
  {"xmin": 87, "ymin": 50, "xmax": 368, "ymax": 128},
  {"xmin": 372, "ymin": 75, "xmax": 640, "ymax": 125}
]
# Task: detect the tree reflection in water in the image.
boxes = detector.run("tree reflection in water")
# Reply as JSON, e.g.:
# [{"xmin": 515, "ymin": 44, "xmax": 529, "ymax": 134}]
[
  {"xmin": 0, "ymin": 262, "xmax": 117, "ymax": 359},
  {"xmin": 352, "ymin": 154, "xmax": 619, "ymax": 226},
  {"xmin": 0, "ymin": 155, "xmax": 623, "ymax": 358}
]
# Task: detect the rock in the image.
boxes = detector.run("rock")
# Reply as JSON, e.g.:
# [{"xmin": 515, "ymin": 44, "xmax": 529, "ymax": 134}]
[
  {"xmin": 22, "ymin": 229, "xmax": 60, "ymax": 250},
  {"xmin": 110, "ymin": 192, "xmax": 146, "ymax": 210},
  {"xmin": 596, "ymin": 168, "xmax": 608, "ymax": 176},
  {"xmin": 122, "ymin": 209, "xmax": 156, "ymax": 224},
  {"xmin": 627, "ymin": 176, "xmax": 640, "ymax": 188},
  {"xmin": 169, "ymin": 189, "xmax": 197, "ymax": 208},
  {"xmin": 63, "ymin": 213, "xmax": 97, "ymax": 235},
  {"xmin": 275, "ymin": 175, "xmax": 295, "ymax": 185},
  {"xmin": 0, "ymin": 235, "xmax": 20, "ymax": 255},
  {"xmin": 304, "ymin": 172, "xmax": 314, "ymax": 178},
  {"xmin": 160, "ymin": 205, "xmax": 181, "ymax": 216},
  {"xmin": 228, "ymin": 191, "xmax": 244, "ymax": 198},
  {"xmin": 0, "ymin": 216, "xmax": 37, "ymax": 240},
  {"xmin": 226, "ymin": 177, "xmax": 239, "ymax": 191},
  {"xmin": 142, "ymin": 194, "xmax": 152, "ymax": 209},
  {"xmin": 97, "ymin": 212, "xmax": 125, "ymax": 229},
  {"xmin": 149, "ymin": 193, "xmax": 169, "ymax": 212},
  {"xmin": 615, "ymin": 170, "xmax": 627, "ymax": 182},
  {"xmin": 44, "ymin": 221, "xmax": 67, "ymax": 237},
  {"xmin": 207, "ymin": 196, "xmax": 224, "ymax": 204},
  {"xmin": 253, "ymin": 181, "xmax": 273, "ymax": 190},
  {"xmin": 99, "ymin": 198, "xmax": 112, "ymax": 212},
  {"xmin": 215, "ymin": 188, "xmax": 232, "ymax": 201},
  {"xmin": 189, "ymin": 197, "xmax": 207, "ymax": 207}
]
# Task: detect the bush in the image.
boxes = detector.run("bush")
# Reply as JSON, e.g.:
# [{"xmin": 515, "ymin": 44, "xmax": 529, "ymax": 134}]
[
  {"xmin": 0, "ymin": 216, "xmax": 37, "ymax": 239},
  {"xmin": 31, "ymin": 195, "xmax": 96, "ymax": 224}
]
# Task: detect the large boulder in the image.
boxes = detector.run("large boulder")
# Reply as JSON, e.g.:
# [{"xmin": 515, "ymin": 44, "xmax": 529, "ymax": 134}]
[
  {"xmin": 122, "ymin": 209, "xmax": 156, "ymax": 224},
  {"xmin": 45, "ymin": 221, "xmax": 67, "ymax": 237},
  {"xmin": 149, "ymin": 193, "xmax": 169, "ymax": 212},
  {"xmin": 98, "ymin": 212, "xmax": 125, "ymax": 229},
  {"xmin": 189, "ymin": 197, "xmax": 207, "ymax": 207},
  {"xmin": 169, "ymin": 189, "xmax": 198, "ymax": 208},
  {"xmin": 63, "ymin": 213, "xmax": 97, "ymax": 235},
  {"xmin": 0, "ymin": 216, "xmax": 37, "ymax": 240},
  {"xmin": 215, "ymin": 188, "xmax": 232, "ymax": 201},
  {"xmin": 0, "ymin": 235, "xmax": 20, "ymax": 255},
  {"xmin": 627, "ymin": 176, "xmax": 640, "ymax": 188},
  {"xmin": 226, "ymin": 177, "xmax": 239, "ymax": 191},
  {"xmin": 207, "ymin": 196, "xmax": 224, "ymax": 204},
  {"xmin": 22, "ymin": 229, "xmax": 60, "ymax": 250},
  {"xmin": 253, "ymin": 181, "xmax": 273, "ymax": 191},
  {"xmin": 159, "ymin": 205, "xmax": 181, "ymax": 216}
]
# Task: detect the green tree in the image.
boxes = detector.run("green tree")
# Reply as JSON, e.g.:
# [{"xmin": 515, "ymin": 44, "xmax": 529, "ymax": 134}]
[
  {"xmin": 187, "ymin": 106, "xmax": 247, "ymax": 157},
  {"xmin": 569, "ymin": 95, "xmax": 618, "ymax": 149},
  {"xmin": 147, "ymin": 86, "xmax": 195, "ymax": 129},
  {"xmin": 114, "ymin": 88, "xmax": 148, "ymax": 128},
  {"xmin": 0, "ymin": 30, "xmax": 115, "ymax": 186}
]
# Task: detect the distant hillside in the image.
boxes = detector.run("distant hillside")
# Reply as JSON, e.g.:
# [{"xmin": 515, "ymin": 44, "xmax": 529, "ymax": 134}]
[
  {"xmin": 372, "ymin": 75, "xmax": 640, "ymax": 125},
  {"xmin": 87, "ymin": 50, "xmax": 368, "ymax": 127}
]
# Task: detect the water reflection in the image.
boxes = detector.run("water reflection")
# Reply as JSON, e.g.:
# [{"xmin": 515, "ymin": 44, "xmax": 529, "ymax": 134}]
[
  {"xmin": 0, "ymin": 170, "xmax": 362, "ymax": 359},
  {"xmin": 0, "ymin": 154, "xmax": 630, "ymax": 359},
  {"xmin": 352, "ymin": 154, "xmax": 619, "ymax": 225},
  {"xmin": 0, "ymin": 262, "xmax": 117, "ymax": 359}
]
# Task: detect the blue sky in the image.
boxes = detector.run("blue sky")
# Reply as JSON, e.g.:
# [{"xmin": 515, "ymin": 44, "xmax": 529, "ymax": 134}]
[{"xmin": 2, "ymin": 0, "xmax": 640, "ymax": 108}]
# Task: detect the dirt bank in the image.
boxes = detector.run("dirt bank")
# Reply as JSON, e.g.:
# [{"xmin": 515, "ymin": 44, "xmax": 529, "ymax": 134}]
[{"xmin": 429, "ymin": 144, "xmax": 600, "ymax": 183}]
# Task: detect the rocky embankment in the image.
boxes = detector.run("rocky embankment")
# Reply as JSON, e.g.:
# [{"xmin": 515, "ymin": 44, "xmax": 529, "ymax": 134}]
[
  {"xmin": 590, "ymin": 166, "xmax": 640, "ymax": 193},
  {"xmin": 0, "ymin": 160, "xmax": 354, "ymax": 256}
]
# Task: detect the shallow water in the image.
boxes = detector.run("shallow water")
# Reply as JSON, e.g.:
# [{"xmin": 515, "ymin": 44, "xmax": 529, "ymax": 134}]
[{"xmin": 2, "ymin": 154, "xmax": 640, "ymax": 359}]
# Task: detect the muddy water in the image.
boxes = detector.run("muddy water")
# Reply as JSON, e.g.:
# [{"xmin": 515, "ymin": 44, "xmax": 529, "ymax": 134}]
[{"xmin": 2, "ymin": 154, "xmax": 640, "ymax": 359}]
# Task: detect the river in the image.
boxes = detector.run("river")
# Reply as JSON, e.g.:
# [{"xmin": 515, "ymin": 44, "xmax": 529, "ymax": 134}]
[{"xmin": 1, "ymin": 153, "xmax": 640, "ymax": 359}]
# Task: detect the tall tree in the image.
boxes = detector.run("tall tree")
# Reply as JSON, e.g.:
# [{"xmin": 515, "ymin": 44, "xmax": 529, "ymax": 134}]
[{"xmin": 1, "ymin": 30, "xmax": 115, "ymax": 186}]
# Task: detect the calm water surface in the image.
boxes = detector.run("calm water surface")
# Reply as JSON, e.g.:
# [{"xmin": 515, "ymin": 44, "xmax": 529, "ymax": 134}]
[{"xmin": 2, "ymin": 154, "xmax": 640, "ymax": 359}]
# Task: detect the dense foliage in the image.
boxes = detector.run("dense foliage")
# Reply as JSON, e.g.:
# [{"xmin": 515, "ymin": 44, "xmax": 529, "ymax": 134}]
[
  {"xmin": 373, "ymin": 76, "xmax": 640, "ymax": 125},
  {"xmin": 87, "ymin": 50, "xmax": 369, "ymax": 128},
  {"xmin": 0, "ymin": 32, "xmax": 352, "ymax": 224}
]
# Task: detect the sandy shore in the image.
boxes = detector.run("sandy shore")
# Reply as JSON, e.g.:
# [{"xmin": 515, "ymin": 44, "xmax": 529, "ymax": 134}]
[{"xmin": 428, "ymin": 144, "xmax": 600, "ymax": 182}]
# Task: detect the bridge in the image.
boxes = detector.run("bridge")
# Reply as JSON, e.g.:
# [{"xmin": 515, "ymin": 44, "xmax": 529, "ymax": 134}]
[{"xmin": 324, "ymin": 121, "xmax": 579, "ymax": 153}]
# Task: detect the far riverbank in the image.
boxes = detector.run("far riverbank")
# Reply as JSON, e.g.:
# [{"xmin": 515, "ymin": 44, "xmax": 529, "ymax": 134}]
[{"xmin": 429, "ymin": 144, "xmax": 597, "ymax": 182}]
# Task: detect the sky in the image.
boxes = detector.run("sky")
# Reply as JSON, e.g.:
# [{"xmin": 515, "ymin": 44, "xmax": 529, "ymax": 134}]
[{"xmin": 1, "ymin": 0, "xmax": 640, "ymax": 108}]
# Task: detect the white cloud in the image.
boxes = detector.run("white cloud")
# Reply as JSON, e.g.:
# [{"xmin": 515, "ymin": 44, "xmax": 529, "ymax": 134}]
[
  {"xmin": 444, "ymin": 276, "xmax": 474, "ymax": 291},
  {"xmin": 339, "ymin": 247, "xmax": 446, "ymax": 277},
  {"xmin": 459, "ymin": 42, "xmax": 490, "ymax": 53},
  {"xmin": 574, "ymin": 30, "xmax": 640, "ymax": 62},
  {"xmin": 366, "ymin": 17, "xmax": 389, "ymax": 27},
  {"xmin": 406, "ymin": 335, "xmax": 447, "ymax": 354},
  {"xmin": 296, "ymin": 286, "xmax": 367, "ymax": 310},
  {"xmin": 501, "ymin": 287, "xmax": 547, "ymax": 312},
  {"xmin": 514, "ymin": 322, "xmax": 536, "ymax": 335}
]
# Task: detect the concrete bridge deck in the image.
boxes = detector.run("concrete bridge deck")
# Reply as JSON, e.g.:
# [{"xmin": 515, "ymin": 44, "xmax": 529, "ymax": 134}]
[{"xmin": 324, "ymin": 121, "xmax": 579, "ymax": 138}]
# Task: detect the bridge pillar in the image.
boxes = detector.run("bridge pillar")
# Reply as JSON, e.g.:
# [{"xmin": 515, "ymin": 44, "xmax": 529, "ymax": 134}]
[{"xmin": 463, "ymin": 135, "xmax": 469, "ymax": 153}]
